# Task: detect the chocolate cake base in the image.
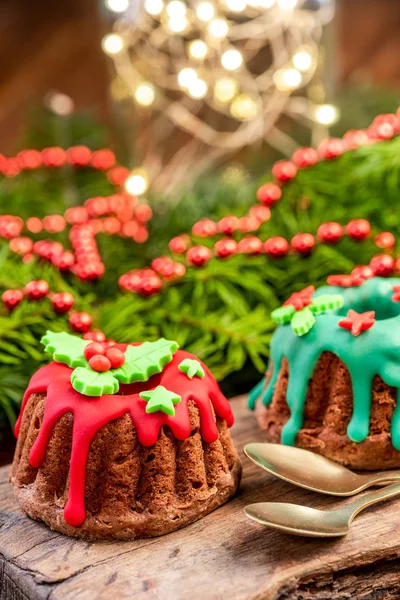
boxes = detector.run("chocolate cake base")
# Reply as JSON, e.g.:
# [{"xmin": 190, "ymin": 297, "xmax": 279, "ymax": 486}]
[
  {"xmin": 255, "ymin": 352, "xmax": 400, "ymax": 470},
  {"xmin": 11, "ymin": 393, "xmax": 241, "ymax": 540}
]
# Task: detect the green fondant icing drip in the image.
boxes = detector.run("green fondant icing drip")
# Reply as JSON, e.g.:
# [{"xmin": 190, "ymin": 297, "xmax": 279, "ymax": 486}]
[
  {"xmin": 249, "ymin": 278, "xmax": 400, "ymax": 449},
  {"xmin": 248, "ymin": 378, "xmax": 265, "ymax": 410}
]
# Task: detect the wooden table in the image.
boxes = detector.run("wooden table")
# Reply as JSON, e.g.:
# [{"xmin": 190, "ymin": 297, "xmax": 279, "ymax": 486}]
[{"xmin": 2, "ymin": 396, "xmax": 400, "ymax": 599}]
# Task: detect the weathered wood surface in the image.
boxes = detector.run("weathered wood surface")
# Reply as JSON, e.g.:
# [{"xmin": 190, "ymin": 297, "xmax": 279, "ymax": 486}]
[{"xmin": 2, "ymin": 396, "xmax": 400, "ymax": 599}]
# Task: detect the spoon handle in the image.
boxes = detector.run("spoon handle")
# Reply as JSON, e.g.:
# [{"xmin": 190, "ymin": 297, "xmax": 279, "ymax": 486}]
[
  {"xmin": 369, "ymin": 470, "xmax": 400, "ymax": 485},
  {"xmin": 344, "ymin": 481, "xmax": 400, "ymax": 521}
]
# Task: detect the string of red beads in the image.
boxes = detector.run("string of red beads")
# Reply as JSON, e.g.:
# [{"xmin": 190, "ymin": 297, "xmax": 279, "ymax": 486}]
[
  {"xmin": 0, "ymin": 278, "xmax": 103, "ymax": 336},
  {"xmin": 118, "ymin": 109, "xmax": 400, "ymax": 297},
  {"xmin": 0, "ymin": 146, "xmax": 152, "ymax": 281}
]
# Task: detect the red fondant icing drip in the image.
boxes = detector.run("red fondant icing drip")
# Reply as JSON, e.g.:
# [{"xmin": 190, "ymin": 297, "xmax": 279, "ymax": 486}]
[{"xmin": 16, "ymin": 347, "xmax": 234, "ymax": 527}]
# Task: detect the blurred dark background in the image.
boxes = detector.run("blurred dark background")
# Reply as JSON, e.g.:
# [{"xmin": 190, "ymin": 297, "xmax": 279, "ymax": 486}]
[{"xmin": 0, "ymin": 0, "xmax": 399, "ymax": 153}]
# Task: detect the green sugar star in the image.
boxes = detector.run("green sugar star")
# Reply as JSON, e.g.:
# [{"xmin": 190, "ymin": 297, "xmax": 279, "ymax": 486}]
[
  {"xmin": 140, "ymin": 386, "xmax": 181, "ymax": 416},
  {"xmin": 178, "ymin": 358, "xmax": 205, "ymax": 379}
]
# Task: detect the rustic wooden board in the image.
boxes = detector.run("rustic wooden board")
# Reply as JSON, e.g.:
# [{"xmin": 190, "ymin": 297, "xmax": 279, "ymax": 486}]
[{"xmin": 2, "ymin": 396, "xmax": 400, "ymax": 599}]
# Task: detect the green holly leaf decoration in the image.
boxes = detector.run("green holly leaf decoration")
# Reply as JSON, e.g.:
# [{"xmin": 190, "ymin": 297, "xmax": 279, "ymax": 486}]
[
  {"xmin": 178, "ymin": 358, "xmax": 205, "ymax": 379},
  {"xmin": 291, "ymin": 308, "xmax": 316, "ymax": 336},
  {"xmin": 271, "ymin": 305, "xmax": 296, "ymax": 325},
  {"xmin": 41, "ymin": 331, "xmax": 89, "ymax": 368},
  {"xmin": 310, "ymin": 294, "xmax": 344, "ymax": 315},
  {"xmin": 140, "ymin": 385, "xmax": 181, "ymax": 416},
  {"xmin": 271, "ymin": 292, "xmax": 344, "ymax": 337},
  {"xmin": 112, "ymin": 338, "xmax": 179, "ymax": 384},
  {"xmin": 71, "ymin": 367, "xmax": 119, "ymax": 397}
]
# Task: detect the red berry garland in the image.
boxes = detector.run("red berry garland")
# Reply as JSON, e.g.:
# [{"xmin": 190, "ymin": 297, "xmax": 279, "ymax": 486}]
[
  {"xmin": 2, "ymin": 110, "xmax": 400, "ymax": 314},
  {"xmin": 292, "ymin": 147, "xmax": 318, "ymax": 168},
  {"xmin": 317, "ymin": 138, "xmax": 345, "ymax": 160},
  {"xmin": 375, "ymin": 232, "xmax": 395, "ymax": 249},
  {"xmin": 291, "ymin": 233, "xmax": 315, "ymax": 255},
  {"xmin": 215, "ymin": 238, "xmax": 238, "ymax": 258},
  {"xmin": 69, "ymin": 312, "xmax": 93, "ymax": 333},
  {"xmin": 187, "ymin": 246, "xmax": 213, "ymax": 267},
  {"xmin": 369, "ymin": 254, "xmax": 395, "ymax": 277},
  {"xmin": 2, "ymin": 289, "xmax": 23, "ymax": 311},
  {"xmin": 25, "ymin": 280, "xmax": 50, "ymax": 300},
  {"xmin": 169, "ymin": 235, "xmax": 189, "ymax": 254},
  {"xmin": 218, "ymin": 216, "xmax": 239, "ymax": 235},
  {"xmin": 238, "ymin": 236, "xmax": 263, "ymax": 255},
  {"xmin": 346, "ymin": 219, "xmax": 371, "ymax": 240},
  {"xmin": 256, "ymin": 182, "xmax": 282, "ymax": 206},
  {"xmin": 317, "ymin": 222, "xmax": 343, "ymax": 244},
  {"xmin": 51, "ymin": 292, "xmax": 75, "ymax": 314},
  {"xmin": 249, "ymin": 205, "xmax": 271, "ymax": 222},
  {"xmin": 239, "ymin": 216, "xmax": 259, "ymax": 233},
  {"xmin": 264, "ymin": 237, "xmax": 289, "ymax": 257},
  {"xmin": 272, "ymin": 160, "xmax": 297, "ymax": 183},
  {"xmin": 83, "ymin": 330, "xmax": 106, "ymax": 342},
  {"xmin": 9, "ymin": 237, "xmax": 34, "ymax": 255},
  {"xmin": 0, "ymin": 146, "xmax": 152, "ymax": 284},
  {"xmin": 192, "ymin": 219, "xmax": 218, "ymax": 237}
]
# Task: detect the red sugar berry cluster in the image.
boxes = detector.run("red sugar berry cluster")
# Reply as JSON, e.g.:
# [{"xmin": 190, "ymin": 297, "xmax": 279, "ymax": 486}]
[{"xmin": 84, "ymin": 342, "xmax": 125, "ymax": 372}]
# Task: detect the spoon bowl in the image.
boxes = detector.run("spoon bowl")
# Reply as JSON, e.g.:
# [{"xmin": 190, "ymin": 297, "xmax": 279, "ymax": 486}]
[
  {"xmin": 244, "ymin": 443, "xmax": 400, "ymax": 496},
  {"xmin": 245, "ymin": 502, "xmax": 350, "ymax": 537}
]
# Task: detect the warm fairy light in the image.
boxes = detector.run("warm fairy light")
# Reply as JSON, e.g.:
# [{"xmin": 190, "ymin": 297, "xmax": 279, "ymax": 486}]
[
  {"xmin": 208, "ymin": 18, "xmax": 229, "ymax": 38},
  {"xmin": 167, "ymin": 15, "xmax": 188, "ymax": 32},
  {"xmin": 103, "ymin": 0, "xmax": 330, "ymax": 190},
  {"xmin": 189, "ymin": 39, "xmax": 208, "ymax": 60},
  {"xmin": 221, "ymin": 49, "xmax": 243, "ymax": 71},
  {"xmin": 188, "ymin": 79, "xmax": 208, "ymax": 99},
  {"xmin": 314, "ymin": 104, "xmax": 339, "ymax": 125},
  {"xmin": 214, "ymin": 78, "xmax": 238, "ymax": 102},
  {"xmin": 135, "ymin": 83, "xmax": 156, "ymax": 106},
  {"xmin": 293, "ymin": 49, "xmax": 313, "ymax": 72},
  {"xmin": 196, "ymin": 1, "xmax": 215, "ymax": 21},
  {"xmin": 105, "ymin": 0, "xmax": 129, "ymax": 12},
  {"xmin": 102, "ymin": 34, "xmax": 124, "ymax": 55},
  {"xmin": 48, "ymin": 93, "xmax": 74, "ymax": 116},
  {"xmin": 225, "ymin": 0, "xmax": 247, "ymax": 12},
  {"xmin": 277, "ymin": 0, "xmax": 297, "ymax": 8},
  {"xmin": 125, "ymin": 170, "xmax": 149, "ymax": 195},
  {"xmin": 178, "ymin": 67, "xmax": 198, "ymax": 88},
  {"xmin": 166, "ymin": 0, "xmax": 186, "ymax": 16},
  {"xmin": 144, "ymin": 0, "xmax": 164, "ymax": 15},
  {"xmin": 230, "ymin": 94, "xmax": 258, "ymax": 119},
  {"xmin": 274, "ymin": 67, "xmax": 302, "ymax": 91}
]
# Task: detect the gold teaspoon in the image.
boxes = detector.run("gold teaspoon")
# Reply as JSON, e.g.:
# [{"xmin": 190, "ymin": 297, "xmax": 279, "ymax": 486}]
[
  {"xmin": 244, "ymin": 482, "xmax": 400, "ymax": 537},
  {"xmin": 244, "ymin": 443, "xmax": 400, "ymax": 496}
]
